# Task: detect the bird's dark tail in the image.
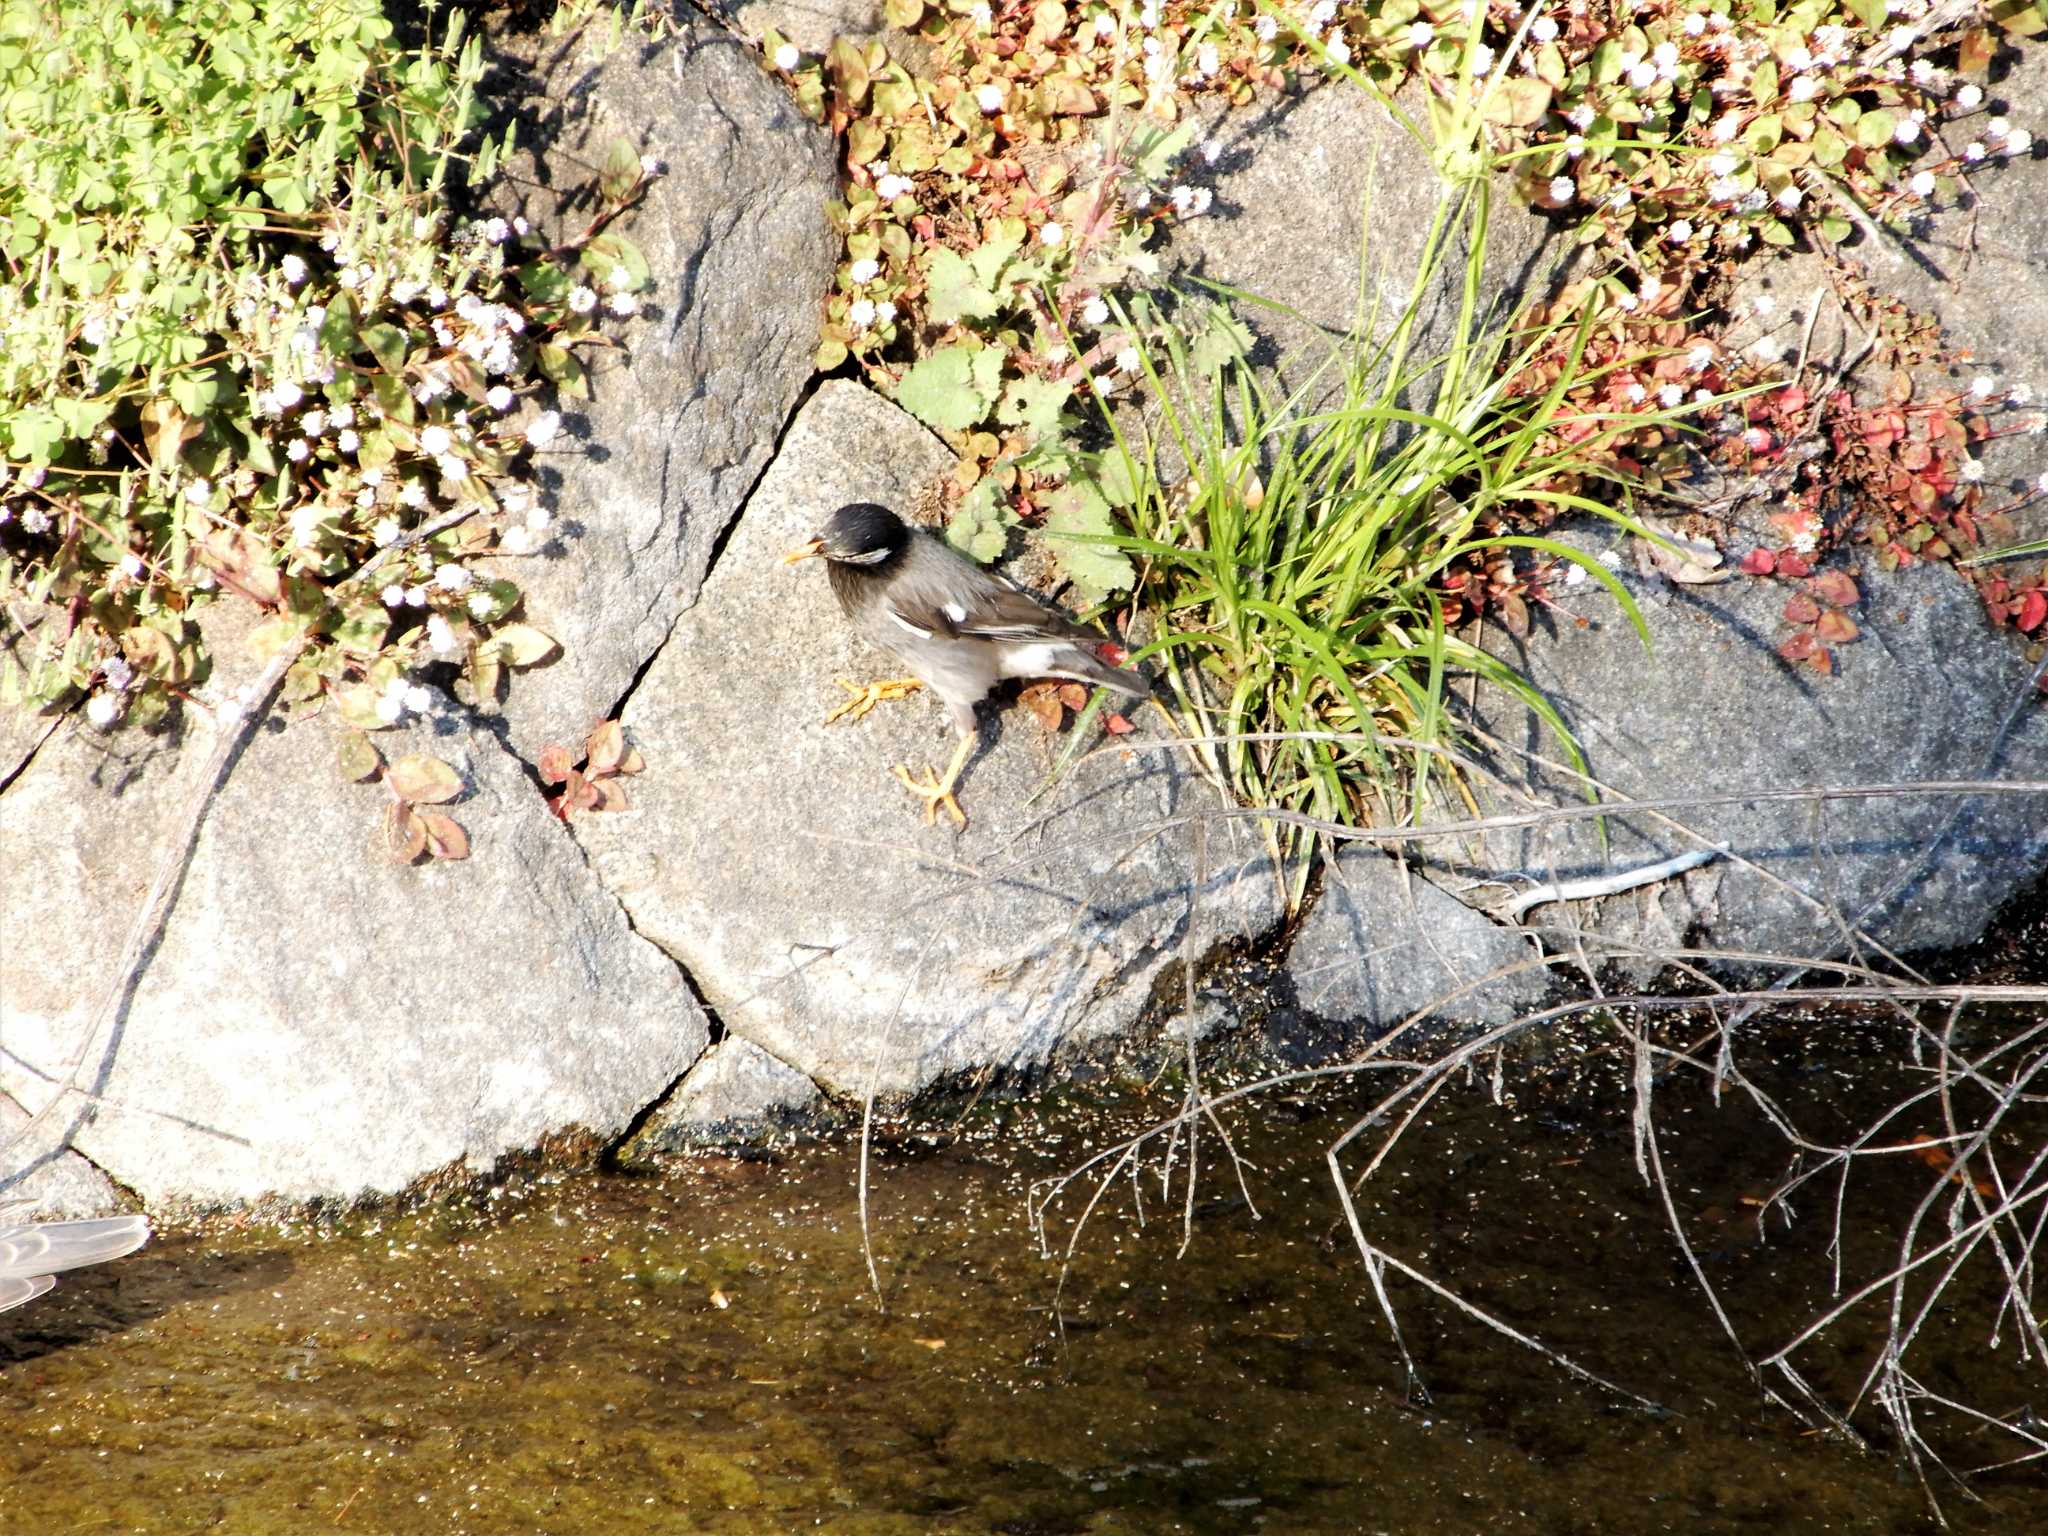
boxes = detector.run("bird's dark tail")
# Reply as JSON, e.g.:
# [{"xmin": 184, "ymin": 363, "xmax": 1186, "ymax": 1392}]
[{"xmin": 1047, "ymin": 645, "xmax": 1151, "ymax": 701}]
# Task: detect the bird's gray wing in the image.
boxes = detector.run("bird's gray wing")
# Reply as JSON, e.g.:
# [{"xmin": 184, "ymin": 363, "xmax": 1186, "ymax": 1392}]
[
  {"xmin": 0, "ymin": 1214, "xmax": 151, "ymax": 1285},
  {"xmin": 885, "ymin": 539, "xmax": 1098, "ymax": 644},
  {"xmin": 0, "ymin": 1275, "xmax": 56, "ymax": 1313}
]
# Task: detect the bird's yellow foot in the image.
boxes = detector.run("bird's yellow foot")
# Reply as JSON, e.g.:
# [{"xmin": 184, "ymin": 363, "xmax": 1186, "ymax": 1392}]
[
  {"xmin": 891, "ymin": 762, "xmax": 967, "ymax": 827},
  {"xmin": 824, "ymin": 676, "xmax": 922, "ymax": 726},
  {"xmin": 891, "ymin": 731, "xmax": 975, "ymax": 827}
]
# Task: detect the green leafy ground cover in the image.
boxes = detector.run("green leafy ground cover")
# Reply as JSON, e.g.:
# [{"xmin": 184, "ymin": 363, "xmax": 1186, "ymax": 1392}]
[{"xmin": 0, "ymin": 0, "xmax": 653, "ymax": 779}]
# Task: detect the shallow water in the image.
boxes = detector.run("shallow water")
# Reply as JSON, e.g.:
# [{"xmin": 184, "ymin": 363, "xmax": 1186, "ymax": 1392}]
[{"xmin": 3, "ymin": 1023, "xmax": 2043, "ymax": 1535}]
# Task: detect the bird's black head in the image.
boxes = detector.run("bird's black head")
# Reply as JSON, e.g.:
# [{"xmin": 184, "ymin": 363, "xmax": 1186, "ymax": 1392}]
[{"xmin": 813, "ymin": 502, "xmax": 908, "ymax": 566}]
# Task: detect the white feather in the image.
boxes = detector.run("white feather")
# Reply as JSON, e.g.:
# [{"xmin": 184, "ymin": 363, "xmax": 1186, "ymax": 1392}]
[
  {"xmin": 888, "ymin": 609, "xmax": 933, "ymax": 639},
  {"xmin": 943, "ymin": 601, "xmax": 968, "ymax": 625}
]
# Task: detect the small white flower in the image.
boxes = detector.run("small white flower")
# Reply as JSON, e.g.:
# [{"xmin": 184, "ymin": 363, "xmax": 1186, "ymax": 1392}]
[
  {"xmin": 1958, "ymin": 457, "xmax": 1984, "ymax": 482},
  {"xmin": 401, "ymin": 683, "xmax": 432, "ymax": 715},
  {"xmin": 1598, "ymin": 549, "xmax": 1623, "ymax": 570},
  {"xmin": 374, "ymin": 690, "xmax": 404, "ymax": 725},
  {"xmin": 487, "ymin": 385, "xmax": 514, "ymax": 412},
  {"xmin": 119, "ymin": 552, "xmax": 144, "ymax": 579},
  {"xmin": 435, "ymin": 563, "xmax": 471, "ymax": 592},
  {"xmin": 1405, "ymin": 20, "xmax": 1433, "ymax": 48},
  {"xmin": 1255, "ymin": 14, "xmax": 1278, "ymax": 40},
  {"xmin": 102, "ymin": 656, "xmax": 133, "ymax": 691},
  {"xmin": 773, "ymin": 43, "xmax": 800, "ymax": 70},
  {"xmin": 1201, "ymin": 138, "xmax": 1223, "ymax": 165},
  {"xmin": 1608, "ymin": 187, "xmax": 1634, "ymax": 211},
  {"xmin": 374, "ymin": 518, "xmax": 403, "ymax": 548},
  {"xmin": 1711, "ymin": 114, "xmax": 1740, "ymax": 143},
  {"xmin": 185, "ymin": 479, "xmax": 212, "ymax": 506},
  {"xmin": 1083, "ymin": 297, "xmax": 1110, "ymax": 325},
  {"xmin": 280, "ymin": 254, "xmax": 307, "ymax": 285},
  {"xmin": 2011, "ymin": 383, "xmax": 2036, "ymax": 405},
  {"xmin": 848, "ymin": 298, "xmax": 877, "ymax": 328},
  {"xmin": 274, "ymin": 380, "xmax": 303, "ymax": 409},
  {"xmin": 1968, "ymin": 374, "xmax": 1998, "ymax": 400},
  {"xmin": 1548, "ymin": 176, "xmax": 1574, "ymax": 203},
  {"xmin": 2004, "ymin": 128, "xmax": 2034, "ymax": 156},
  {"xmin": 1752, "ymin": 335, "xmax": 1784, "ymax": 363},
  {"xmin": 420, "ymin": 424, "xmax": 452, "ymax": 456},
  {"xmin": 526, "ymin": 410, "xmax": 562, "ymax": 449},
  {"xmin": 1666, "ymin": 218, "xmax": 1694, "ymax": 243},
  {"xmin": 608, "ymin": 292, "xmax": 637, "ymax": 317},
  {"xmin": 286, "ymin": 438, "xmax": 309, "ymax": 463},
  {"xmin": 2036, "ymin": 470, "xmax": 2048, "ymax": 494},
  {"xmin": 1986, "ymin": 116, "xmax": 2010, "ymax": 141},
  {"xmin": 977, "ymin": 83, "xmax": 1005, "ymax": 114},
  {"xmin": 1909, "ymin": 170, "xmax": 1936, "ymax": 197},
  {"xmin": 1116, "ymin": 345, "xmax": 1141, "ymax": 373},
  {"xmin": 1964, "ymin": 141, "xmax": 1987, "ymax": 163},
  {"xmin": 1788, "ymin": 74, "xmax": 1817, "ymax": 104},
  {"xmin": 876, "ymin": 173, "xmax": 914, "ymax": 200},
  {"xmin": 1531, "ymin": 15, "xmax": 1558, "ymax": 41},
  {"xmin": 427, "ymin": 614, "xmax": 459, "ymax": 654},
  {"xmin": 568, "ymin": 286, "xmax": 596, "ymax": 314},
  {"xmin": 1684, "ymin": 12, "xmax": 1706, "ymax": 35},
  {"xmin": 19, "ymin": 506, "xmax": 50, "ymax": 534},
  {"xmin": 337, "ymin": 428, "xmax": 360, "ymax": 453},
  {"xmin": 1687, "ymin": 343, "xmax": 1713, "ymax": 370},
  {"xmin": 875, "ymin": 301, "xmax": 897, "ymax": 325},
  {"xmin": 484, "ymin": 218, "xmax": 511, "ymax": 245},
  {"xmin": 1894, "ymin": 117, "xmax": 1921, "ymax": 145},
  {"xmin": 437, "ymin": 453, "xmax": 468, "ymax": 483},
  {"xmin": 1658, "ymin": 384, "xmax": 1684, "ymax": 408},
  {"xmin": 398, "ymin": 479, "xmax": 429, "ymax": 509},
  {"xmin": 639, "ymin": 155, "xmax": 661, "ymax": 177},
  {"xmin": 291, "ymin": 506, "xmax": 323, "ymax": 546},
  {"xmin": 1652, "ymin": 40, "xmax": 1679, "ymax": 74},
  {"xmin": 1039, "ymin": 222, "xmax": 1065, "ymax": 247},
  {"xmin": 1325, "ymin": 37, "xmax": 1350, "ymax": 66},
  {"xmin": 1471, "ymin": 43, "xmax": 1495, "ymax": 76},
  {"xmin": 1564, "ymin": 133, "xmax": 1585, "ymax": 159},
  {"xmin": 1955, "ymin": 83, "xmax": 1983, "ymax": 110},
  {"xmin": 1775, "ymin": 184, "xmax": 1803, "ymax": 211},
  {"xmin": 1095, "ymin": 12, "xmax": 1117, "ymax": 37},
  {"xmin": 86, "ymin": 693, "xmax": 122, "ymax": 728},
  {"xmin": 1628, "ymin": 60, "xmax": 1658, "ymax": 91},
  {"xmin": 848, "ymin": 257, "xmax": 880, "ymax": 284},
  {"xmin": 1567, "ymin": 103, "xmax": 1595, "ymax": 131}
]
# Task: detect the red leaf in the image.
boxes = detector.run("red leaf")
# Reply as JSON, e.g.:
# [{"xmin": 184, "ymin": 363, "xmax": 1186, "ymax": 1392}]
[
  {"xmin": 1104, "ymin": 712, "xmax": 1134, "ymax": 735},
  {"xmin": 1816, "ymin": 609, "xmax": 1859, "ymax": 643},
  {"xmin": 1777, "ymin": 552, "xmax": 1813, "ymax": 579},
  {"xmin": 1778, "ymin": 630, "xmax": 1819, "ymax": 663},
  {"xmin": 1783, "ymin": 594, "xmax": 1821, "ymax": 625},
  {"xmin": 1096, "ymin": 641, "xmax": 1129, "ymax": 667},
  {"xmin": 1740, "ymin": 548, "xmax": 1777, "ymax": 576},
  {"xmin": 2019, "ymin": 589, "xmax": 2048, "ymax": 633},
  {"xmin": 1810, "ymin": 570, "xmax": 1859, "ymax": 608}
]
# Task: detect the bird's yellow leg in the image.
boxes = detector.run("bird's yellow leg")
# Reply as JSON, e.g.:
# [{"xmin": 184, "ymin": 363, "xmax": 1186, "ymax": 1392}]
[
  {"xmin": 823, "ymin": 676, "xmax": 922, "ymax": 726},
  {"xmin": 892, "ymin": 731, "xmax": 975, "ymax": 827}
]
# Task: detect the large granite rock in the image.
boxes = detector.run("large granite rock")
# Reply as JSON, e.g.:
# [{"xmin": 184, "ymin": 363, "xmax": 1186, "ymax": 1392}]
[
  {"xmin": 575, "ymin": 381, "xmax": 1285, "ymax": 1098},
  {"xmin": 476, "ymin": 23, "xmax": 839, "ymax": 760},
  {"xmin": 1284, "ymin": 846, "xmax": 1546, "ymax": 1026},
  {"xmin": 1165, "ymin": 79, "xmax": 1567, "ymax": 385},
  {"xmin": 1447, "ymin": 523, "xmax": 2048, "ymax": 965},
  {"xmin": 622, "ymin": 1035, "xmax": 828, "ymax": 1157},
  {"xmin": 0, "ymin": 682, "xmax": 707, "ymax": 1209}
]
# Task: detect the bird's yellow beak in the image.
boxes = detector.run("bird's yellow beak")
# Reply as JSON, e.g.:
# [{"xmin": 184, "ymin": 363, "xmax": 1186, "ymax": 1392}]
[{"xmin": 781, "ymin": 537, "xmax": 825, "ymax": 565}]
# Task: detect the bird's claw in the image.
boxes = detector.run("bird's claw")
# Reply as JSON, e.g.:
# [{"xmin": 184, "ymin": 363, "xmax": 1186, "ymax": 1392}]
[
  {"xmin": 892, "ymin": 763, "xmax": 966, "ymax": 827},
  {"xmin": 823, "ymin": 676, "xmax": 922, "ymax": 726}
]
